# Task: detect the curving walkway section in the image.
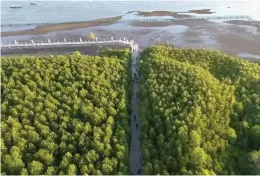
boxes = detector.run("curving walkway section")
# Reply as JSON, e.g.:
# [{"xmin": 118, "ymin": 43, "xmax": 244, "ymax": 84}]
[{"xmin": 130, "ymin": 43, "xmax": 142, "ymax": 175}]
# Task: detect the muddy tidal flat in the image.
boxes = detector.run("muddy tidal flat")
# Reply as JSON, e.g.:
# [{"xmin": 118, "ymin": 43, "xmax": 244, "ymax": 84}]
[{"xmin": 1, "ymin": 16, "xmax": 122, "ymax": 37}]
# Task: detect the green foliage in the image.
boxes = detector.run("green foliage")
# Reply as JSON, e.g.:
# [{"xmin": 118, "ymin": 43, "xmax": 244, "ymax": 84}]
[
  {"xmin": 249, "ymin": 150, "xmax": 260, "ymax": 174},
  {"xmin": 2, "ymin": 45, "xmax": 259, "ymax": 174},
  {"xmin": 139, "ymin": 46, "xmax": 260, "ymax": 174},
  {"xmin": 1, "ymin": 50, "xmax": 131, "ymax": 175},
  {"xmin": 99, "ymin": 48, "xmax": 131, "ymax": 60},
  {"xmin": 28, "ymin": 161, "xmax": 44, "ymax": 175},
  {"xmin": 88, "ymin": 32, "xmax": 95, "ymax": 41}
]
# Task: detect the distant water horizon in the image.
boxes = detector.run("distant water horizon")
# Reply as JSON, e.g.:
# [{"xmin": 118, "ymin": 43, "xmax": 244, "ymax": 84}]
[{"xmin": 1, "ymin": 1, "xmax": 259, "ymax": 27}]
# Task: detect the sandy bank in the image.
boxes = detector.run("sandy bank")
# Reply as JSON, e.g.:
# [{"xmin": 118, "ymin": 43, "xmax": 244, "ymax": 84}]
[
  {"xmin": 136, "ymin": 11, "xmax": 191, "ymax": 18},
  {"xmin": 134, "ymin": 9, "xmax": 215, "ymax": 18},
  {"xmin": 1, "ymin": 16, "xmax": 122, "ymax": 37},
  {"xmin": 186, "ymin": 9, "xmax": 216, "ymax": 14}
]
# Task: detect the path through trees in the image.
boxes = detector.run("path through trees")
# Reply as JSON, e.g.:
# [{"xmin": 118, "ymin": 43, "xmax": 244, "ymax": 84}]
[{"xmin": 129, "ymin": 44, "xmax": 142, "ymax": 175}]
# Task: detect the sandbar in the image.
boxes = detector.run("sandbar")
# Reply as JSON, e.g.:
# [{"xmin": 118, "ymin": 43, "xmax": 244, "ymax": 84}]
[{"xmin": 132, "ymin": 9, "xmax": 215, "ymax": 18}]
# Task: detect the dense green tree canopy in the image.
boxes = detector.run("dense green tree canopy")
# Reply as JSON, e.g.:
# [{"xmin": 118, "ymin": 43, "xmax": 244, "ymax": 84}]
[
  {"xmin": 1, "ymin": 45, "xmax": 260, "ymax": 175},
  {"xmin": 1, "ymin": 50, "xmax": 132, "ymax": 175},
  {"xmin": 139, "ymin": 46, "xmax": 260, "ymax": 174}
]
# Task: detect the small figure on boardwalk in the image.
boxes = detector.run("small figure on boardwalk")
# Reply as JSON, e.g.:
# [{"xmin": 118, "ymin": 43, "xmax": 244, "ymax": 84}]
[
  {"xmin": 136, "ymin": 123, "xmax": 138, "ymax": 129},
  {"xmin": 133, "ymin": 169, "xmax": 141, "ymax": 175},
  {"xmin": 134, "ymin": 115, "xmax": 136, "ymax": 121},
  {"xmin": 137, "ymin": 169, "xmax": 141, "ymax": 175}
]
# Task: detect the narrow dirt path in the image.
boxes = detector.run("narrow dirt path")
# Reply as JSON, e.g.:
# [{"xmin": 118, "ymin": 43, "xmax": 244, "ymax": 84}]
[{"xmin": 129, "ymin": 43, "xmax": 142, "ymax": 175}]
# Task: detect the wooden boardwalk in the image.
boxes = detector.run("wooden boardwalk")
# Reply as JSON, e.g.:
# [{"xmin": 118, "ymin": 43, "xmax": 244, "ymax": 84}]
[
  {"xmin": 1, "ymin": 38, "xmax": 134, "ymax": 51},
  {"xmin": 130, "ymin": 43, "xmax": 142, "ymax": 175}
]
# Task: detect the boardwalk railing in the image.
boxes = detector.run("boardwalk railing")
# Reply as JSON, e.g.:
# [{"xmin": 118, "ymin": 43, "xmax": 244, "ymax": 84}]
[
  {"xmin": 1, "ymin": 15, "xmax": 251, "ymax": 27},
  {"xmin": 1, "ymin": 38, "xmax": 135, "ymax": 50},
  {"xmin": 247, "ymin": 16, "xmax": 260, "ymax": 28}
]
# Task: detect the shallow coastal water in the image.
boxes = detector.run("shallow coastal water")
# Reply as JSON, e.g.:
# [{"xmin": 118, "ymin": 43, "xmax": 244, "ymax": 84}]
[
  {"xmin": 1, "ymin": 25, "xmax": 38, "ymax": 32},
  {"xmin": 1, "ymin": 0, "xmax": 259, "ymax": 27}
]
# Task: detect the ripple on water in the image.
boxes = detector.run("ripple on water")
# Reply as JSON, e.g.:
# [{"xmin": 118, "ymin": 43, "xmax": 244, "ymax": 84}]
[
  {"xmin": 237, "ymin": 53, "xmax": 260, "ymax": 60},
  {"xmin": 1, "ymin": 25, "xmax": 38, "ymax": 32},
  {"xmin": 86, "ymin": 23, "xmax": 189, "ymax": 35},
  {"xmin": 199, "ymin": 35, "xmax": 219, "ymax": 47}
]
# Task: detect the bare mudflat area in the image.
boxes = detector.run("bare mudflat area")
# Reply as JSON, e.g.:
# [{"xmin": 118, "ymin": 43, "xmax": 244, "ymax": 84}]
[
  {"xmin": 1, "ymin": 16, "xmax": 122, "ymax": 37},
  {"xmin": 126, "ymin": 9, "xmax": 215, "ymax": 18},
  {"xmin": 130, "ymin": 20, "xmax": 260, "ymax": 60},
  {"xmin": 135, "ymin": 11, "xmax": 191, "ymax": 18},
  {"xmin": 135, "ymin": 9, "xmax": 215, "ymax": 18},
  {"xmin": 225, "ymin": 20, "xmax": 260, "ymax": 31}
]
